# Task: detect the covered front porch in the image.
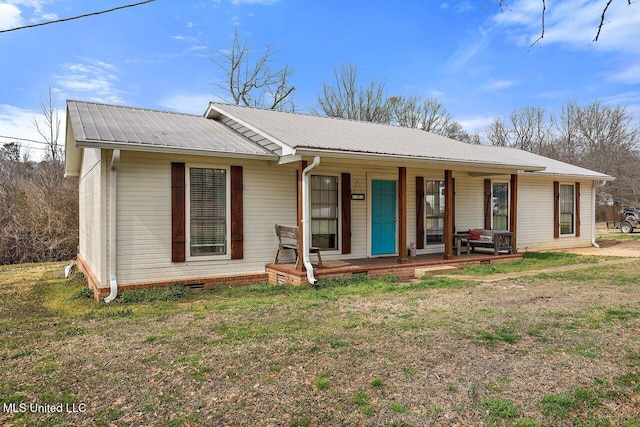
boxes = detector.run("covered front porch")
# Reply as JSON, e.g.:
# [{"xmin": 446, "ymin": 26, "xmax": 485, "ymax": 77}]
[
  {"xmin": 286, "ymin": 157, "xmax": 523, "ymax": 285},
  {"xmin": 266, "ymin": 251, "xmax": 522, "ymax": 286}
]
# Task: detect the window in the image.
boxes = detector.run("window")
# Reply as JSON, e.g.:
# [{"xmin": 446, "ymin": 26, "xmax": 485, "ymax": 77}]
[
  {"xmin": 492, "ymin": 182, "xmax": 509, "ymax": 230},
  {"xmin": 560, "ymin": 184, "xmax": 574, "ymax": 235},
  {"xmin": 425, "ymin": 180, "xmax": 445, "ymax": 245},
  {"xmin": 311, "ymin": 175, "xmax": 338, "ymax": 250},
  {"xmin": 189, "ymin": 167, "xmax": 227, "ymax": 256}
]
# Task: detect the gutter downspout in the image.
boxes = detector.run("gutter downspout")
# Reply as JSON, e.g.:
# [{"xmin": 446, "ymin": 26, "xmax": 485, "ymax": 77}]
[
  {"xmin": 302, "ymin": 156, "xmax": 320, "ymax": 285},
  {"xmin": 592, "ymin": 180, "xmax": 608, "ymax": 248},
  {"xmin": 104, "ymin": 149, "xmax": 120, "ymax": 303}
]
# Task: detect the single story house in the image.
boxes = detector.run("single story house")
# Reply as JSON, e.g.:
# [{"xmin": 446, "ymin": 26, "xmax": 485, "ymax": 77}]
[{"xmin": 64, "ymin": 100, "xmax": 613, "ymax": 301}]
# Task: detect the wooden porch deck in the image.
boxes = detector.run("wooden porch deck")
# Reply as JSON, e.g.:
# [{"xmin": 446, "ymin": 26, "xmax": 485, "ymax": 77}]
[{"xmin": 266, "ymin": 251, "xmax": 522, "ymax": 285}]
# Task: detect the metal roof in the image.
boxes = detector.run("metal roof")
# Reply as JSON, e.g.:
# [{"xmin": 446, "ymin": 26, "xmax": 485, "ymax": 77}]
[
  {"xmin": 207, "ymin": 103, "xmax": 612, "ymax": 179},
  {"xmin": 67, "ymin": 100, "xmax": 275, "ymax": 157}
]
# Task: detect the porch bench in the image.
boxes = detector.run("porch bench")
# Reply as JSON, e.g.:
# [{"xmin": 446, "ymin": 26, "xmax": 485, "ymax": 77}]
[{"xmin": 466, "ymin": 229, "xmax": 513, "ymax": 255}]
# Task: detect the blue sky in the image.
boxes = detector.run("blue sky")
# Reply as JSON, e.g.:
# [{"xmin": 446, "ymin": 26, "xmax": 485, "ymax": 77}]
[{"xmin": 1, "ymin": 0, "xmax": 640, "ymax": 159}]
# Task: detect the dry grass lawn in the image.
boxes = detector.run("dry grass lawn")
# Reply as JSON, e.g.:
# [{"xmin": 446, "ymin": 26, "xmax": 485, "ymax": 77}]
[{"xmin": 1, "ymin": 243, "xmax": 640, "ymax": 426}]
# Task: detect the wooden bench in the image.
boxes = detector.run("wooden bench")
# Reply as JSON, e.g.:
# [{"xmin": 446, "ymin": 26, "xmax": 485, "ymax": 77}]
[
  {"xmin": 465, "ymin": 229, "xmax": 513, "ymax": 255},
  {"xmin": 274, "ymin": 224, "xmax": 322, "ymax": 268}
]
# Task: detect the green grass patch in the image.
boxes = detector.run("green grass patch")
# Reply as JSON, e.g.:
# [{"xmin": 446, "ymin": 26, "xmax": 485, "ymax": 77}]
[
  {"xmin": 389, "ymin": 402, "xmax": 408, "ymax": 414},
  {"xmin": 454, "ymin": 252, "xmax": 599, "ymax": 276},
  {"xmin": 540, "ymin": 394, "xmax": 575, "ymax": 418},
  {"xmin": 472, "ymin": 327, "xmax": 521, "ymax": 347},
  {"xmin": 370, "ymin": 378, "xmax": 385, "ymax": 388},
  {"xmin": 115, "ymin": 285, "xmax": 192, "ymax": 303},
  {"xmin": 480, "ymin": 398, "xmax": 519, "ymax": 419}
]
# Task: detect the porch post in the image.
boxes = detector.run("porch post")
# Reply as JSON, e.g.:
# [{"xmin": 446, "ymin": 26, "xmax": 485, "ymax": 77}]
[
  {"xmin": 509, "ymin": 173, "xmax": 518, "ymax": 254},
  {"xmin": 296, "ymin": 160, "xmax": 307, "ymax": 271},
  {"xmin": 443, "ymin": 170, "xmax": 454, "ymax": 260},
  {"xmin": 398, "ymin": 167, "xmax": 408, "ymax": 264}
]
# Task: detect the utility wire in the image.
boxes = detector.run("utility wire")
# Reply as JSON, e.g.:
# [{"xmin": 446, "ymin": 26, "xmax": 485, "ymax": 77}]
[
  {"xmin": 0, "ymin": 135, "xmax": 50, "ymax": 145},
  {"xmin": 0, "ymin": 0, "xmax": 156, "ymax": 34}
]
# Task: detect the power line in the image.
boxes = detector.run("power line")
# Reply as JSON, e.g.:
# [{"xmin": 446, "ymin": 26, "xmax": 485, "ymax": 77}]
[
  {"xmin": 0, "ymin": 0, "xmax": 156, "ymax": 34},
  {"xmin": 0, "ymin": 135, "xmax": 49, "ymax": 145}
]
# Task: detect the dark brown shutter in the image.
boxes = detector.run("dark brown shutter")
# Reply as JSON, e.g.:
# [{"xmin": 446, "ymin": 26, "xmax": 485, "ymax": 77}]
[
  {"xmin": 484, "ymin": 179, "xmax": 492, "ymax": 230},
  {"xmin": 341, "ymin": 172, "xmax": 351, "ymax": 254},
  {"xmin": 230, "ymin": 166, "xmax": 243, "ymax": 259},
  {"xmin": 553, "ymin": 181, "xmax": 560, "ymax": 239},
  {"xmin": 416, "ymin": 176, "xmax": 425, "ymax": 249},
  {"xmin": 171, "ymin": 162, "xmax": 186, "ymax": 262},
  {"xmin": 575, "ymin": 182, "xmax": 581, "ymax": 237}
]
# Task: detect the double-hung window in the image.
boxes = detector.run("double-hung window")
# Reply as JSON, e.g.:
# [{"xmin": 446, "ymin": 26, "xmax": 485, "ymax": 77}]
[
  {"xmin": 492, "ymin": 182, "xmax": 509, "ymax": 230},
  {"xmin": 560, "ymin": 184, "xmax": 575, "ymax": 235},
  {"xmin": 425, "ymin": 180, "xmax": 445, "ymax": 244},
  {"xmin": 189, "ymin": 167, "xmax": 227, "ymax": 256},
  {"xmin": 311, "ymin": 175, "xmax": 338, "ymax": 250}
]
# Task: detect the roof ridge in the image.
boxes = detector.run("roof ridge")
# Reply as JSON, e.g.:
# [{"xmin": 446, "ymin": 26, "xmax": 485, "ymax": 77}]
[
  {"xmin": 67, "ymin": 99, "xmax": 204, "ymax": 118},
  {"xmin": 208, "ymin": 102, "xmax": 447, "ymax": 134}
]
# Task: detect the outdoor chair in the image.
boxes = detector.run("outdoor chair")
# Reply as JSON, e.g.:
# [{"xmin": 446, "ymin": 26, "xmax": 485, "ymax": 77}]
[{"xmin": 274, "ymin": 224, "xmax": 322, "ymax": 268}]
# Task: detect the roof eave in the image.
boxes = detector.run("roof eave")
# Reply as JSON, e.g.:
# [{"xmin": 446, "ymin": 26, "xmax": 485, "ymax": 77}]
[
  {"xmin": 294, "ymin": 148, "xmax": 546, "ymax": 173},
  {"xmin": 75, "ymin": 140, "xmax": 278, "ymax": 160}
]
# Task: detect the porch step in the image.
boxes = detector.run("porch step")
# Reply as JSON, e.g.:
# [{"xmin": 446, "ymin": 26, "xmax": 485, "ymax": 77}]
[{"xmin": 414, "ymin": 265, "xmax": 458, "ymax": 278}]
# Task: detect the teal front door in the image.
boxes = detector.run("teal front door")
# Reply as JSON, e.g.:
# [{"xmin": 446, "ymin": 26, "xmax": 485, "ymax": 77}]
[{"xmin": 371, "ymin": 179, "xmax": 396, "ymax": 255}]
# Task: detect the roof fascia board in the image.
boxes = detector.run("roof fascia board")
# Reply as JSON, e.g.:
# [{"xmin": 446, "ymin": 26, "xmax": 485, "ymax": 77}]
[
  {"xmin": 75, "ymin": 140, "xmax": 278, "ymax": 161},
  {"xmin": 64, "ymin": 109, "xmax": 82, "ymax": 177},
  {"xmin": 521, "ymin": 171, "xmax": 615, "ymax": 181},
  {"xmin": 294, "ymin": 148, "xmax": 546, "ymax": 173},
  {"xmin": 205, "ymin": 103, "xmax": 295, "ymax": 156}
]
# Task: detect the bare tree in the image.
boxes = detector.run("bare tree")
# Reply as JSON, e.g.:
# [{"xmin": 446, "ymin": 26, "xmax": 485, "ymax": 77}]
[
  {"xmin": 485, "ymin": 101, "xmax": 640, "ymax": 206},
  {"xmin": 34, "ymin": 86, "xmax": 62, "ymax": 162},
  {"xmin": 485, "ymin": 106, "xmax": 551, "ymax": 153},
  {"xmin": 211, "ymin": 29, "xmax": 295, "ymax": 111},
  {"xmin": 316, "ymin": 64, "xmax": 392, "ymax": 123},
  {"xmin": 388, "ymin": 96, "xmax": 469, "ymax": 140}
]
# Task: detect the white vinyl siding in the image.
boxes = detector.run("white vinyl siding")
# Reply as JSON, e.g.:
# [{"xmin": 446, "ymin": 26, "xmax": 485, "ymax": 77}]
[
  {"xmin": 515, "ymin": 177, "xmax": 592, "ymax": 251},
  {"xmin": 84, "ymin": 150, "xmax": 597, "ymax": 287},
  {"xmin": 78, "ymin": 147, "xmax": 106, "ymax": 287},
  {"xmin": 113, "ymin": 151, "xmax": 297, "ymax": 285}
]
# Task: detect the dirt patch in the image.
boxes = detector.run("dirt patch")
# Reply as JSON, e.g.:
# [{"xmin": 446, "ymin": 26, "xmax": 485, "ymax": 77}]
[{"xmin": 564, "ymin": 239, "xmax": 640, "ymax": 257}]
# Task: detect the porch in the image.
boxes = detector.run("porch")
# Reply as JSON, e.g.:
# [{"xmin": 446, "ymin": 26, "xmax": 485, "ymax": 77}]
[{"xmin": 266, "ymin": 251, "xmax": 522, "ymax": 285}]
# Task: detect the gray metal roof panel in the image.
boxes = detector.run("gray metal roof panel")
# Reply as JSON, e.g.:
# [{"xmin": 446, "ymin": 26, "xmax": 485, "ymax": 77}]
[
  {"xmin": 67, "ymin": 100, "xmax": 275, "ymax": 157},
  {"xmin": 209, "ymin": 103, "xmax": 612, "ymax": 179}
]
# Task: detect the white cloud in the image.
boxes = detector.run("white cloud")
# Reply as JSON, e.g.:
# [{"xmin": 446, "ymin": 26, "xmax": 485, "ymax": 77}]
[
  {"xmin": 608, "ymin": 63, "xmax": 640, "ymax": 85},
  {"xmin": 0, "ymin": 104, "xmax": 66, "ymax": 161},
  {"xmin": 444, "ymin": 27, "xmax": 490, "ymax": 72},
  {"xmin": 481, "ymin": 79, "xmax": 516, "ymax": 91},
  {"xmin": 158, "ymin": 92, "xmax": 217, "ymax": 115},
  {"xmin": 0, "ymin": 3, "xmax": 22, "ymax": 30},
  {"xmin": 493, "ymin": 0, "xmax": 640, "ymax": 53},
  {"xmin": 4, "ymin": 0, "xmax": 58, "ymax": 25},
  {"xmin": 231, "ymin": 0, "xmax": 278, "ymax": 4},
  {"xmin": 458, "ymin": 114, "xmax": 496, "ymax": 133},
  {"xmin": 54, "ymin": 60, "xmax": 125, "ymax": 104}
]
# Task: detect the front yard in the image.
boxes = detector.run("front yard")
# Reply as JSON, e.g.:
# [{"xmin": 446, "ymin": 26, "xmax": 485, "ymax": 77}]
[{"xmin": 1, "ymin": 245, "xmax": 640, "ymax": 426}]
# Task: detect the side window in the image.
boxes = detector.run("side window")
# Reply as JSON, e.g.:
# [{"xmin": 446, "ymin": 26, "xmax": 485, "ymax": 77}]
[
  {"xmin": 492, "ymin": 182, "xmax": 509, "ymax": 230},
  {"xmin": 189, "ymin": 167, "xmax": 227, "ymax": 256},
  {"xmin": 560, "ymin": 184, "xmax": 575, "ymax": 235},
  {"xmin": 425, "ymin": 180, "xmax": 445, "ymax": 244},
  {"xmin": 311, "ymin": 175, "xmax": 338, "ymax": 250}
]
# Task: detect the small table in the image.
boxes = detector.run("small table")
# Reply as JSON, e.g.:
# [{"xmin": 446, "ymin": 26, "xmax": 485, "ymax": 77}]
[{"xmin": 453, "ymin": 233, "xmax": 470, "ymax": 256}]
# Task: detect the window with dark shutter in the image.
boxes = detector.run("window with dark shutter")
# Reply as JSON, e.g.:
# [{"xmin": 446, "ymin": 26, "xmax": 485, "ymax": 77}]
[{"xmin": 189, "ymin": 168, "xmax": 227, "ymax": 256}]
